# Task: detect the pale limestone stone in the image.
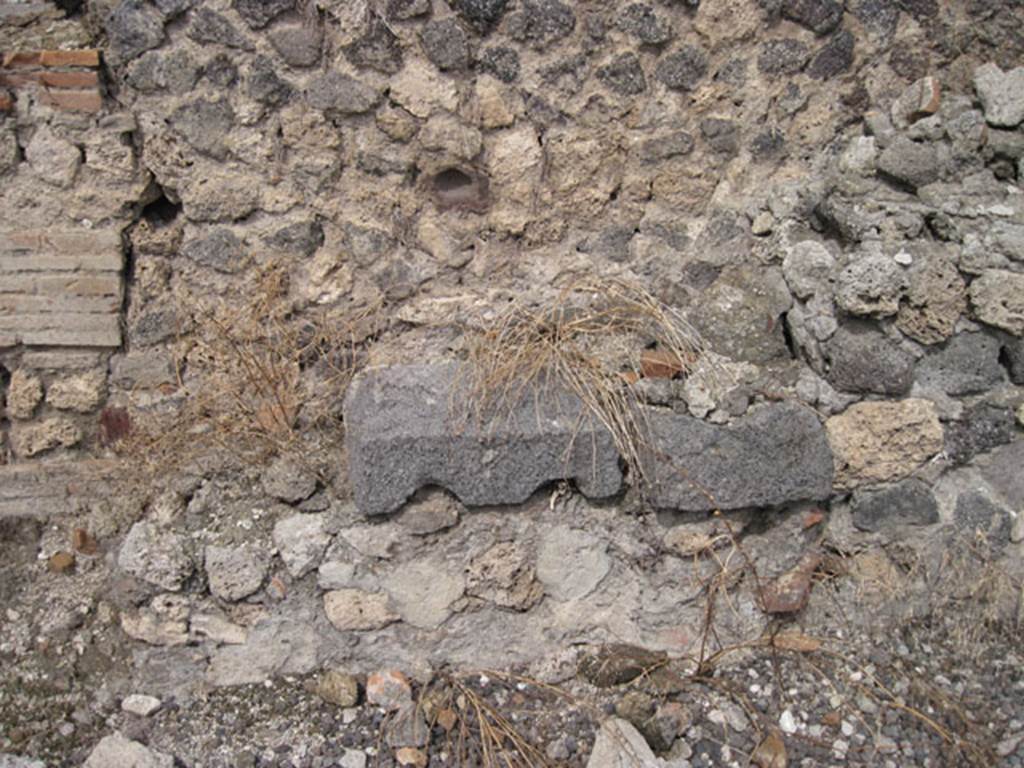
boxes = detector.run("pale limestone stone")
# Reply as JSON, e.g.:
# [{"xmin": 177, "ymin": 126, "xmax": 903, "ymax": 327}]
[
  {"xmin": 84, "ymin": 733, "xmax": 174, "ymax": 768},
  {"xmin": 324, "ymin": 589, "xmax": 399, "ymax": 631},
  {"xmin": 826, "ymin": 399, "xmax": 944, "ymax": 489},
  {"xmin": 488, "ymin": 124, "xmax": 543, "ymax": 234},
  {"xmin": 46, "ymin": 370, "xmax": 107, "ymax": 413},
  {"xmin": 10, "ymin": 418, "xmax": 81, "ymax": 457},
  {"xmin": 389, "ymin": 61, "xmax": 458, "ymax": 118},
  {"xmin": 25, "ymin": 126, "xmax": 81, "ymax": 188},
  {"xmin": 383, "ymin": 557, "xmax": 465, "ymax": 628},
  {"xmin": 970, "ymin": 269, "xmax": 1024, "ymax": 336},
  {"xmin": 6, "ymin": 369, "xmax": 43, "ymax": 420},
  {"xmin": 418, "ymin": 114, "xmax": 483, "ymax": 162},
  {"xmin": 474, "ymin": 76, "xmax": 516, "ymax": 129}
]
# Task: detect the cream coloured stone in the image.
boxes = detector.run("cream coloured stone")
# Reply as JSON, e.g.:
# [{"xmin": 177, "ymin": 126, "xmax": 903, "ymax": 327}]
[
  {"xmin": 474, "ymin": 76, "xmax": 516, "ymax": 129},
  {"xmin": 324, "ymin": 589, "xmax": 398, "ymax": 631},
  {"xmin": 46, "ymin": 370, "xmax": 107, "ymax": 413},
  {"xmin": 487, "ymin": 124, "xmax": 543, "ymax": 234},
  {"xmin": 6, "ymin": 369, "xmax": 43, "ymax": 420},
  {"xmin": 826, "ymin": 399, "xmax": 944, "ymax": 489},
  {"xmin": 10, "ymin": 418, "xmax": 81, "ymax": 457},
  {"xmin": 389, "ymin": 61, "xmax": 458, "ymax": 118}
]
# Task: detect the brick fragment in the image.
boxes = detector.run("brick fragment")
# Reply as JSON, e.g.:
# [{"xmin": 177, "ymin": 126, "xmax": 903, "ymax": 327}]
[
  {"xmin": 2, "ymin": 52, "xmax": 42, "ymax": 68},
  {"xmin": 0, "ymin": 89, "xmax": 12, "ymax": 112},
  {"xmin": 39, "ymin": 88, "xmax": 103, "ymax": 113},
  {"xmin": 40, "ymin": 50, "xmax": 100, "ymax": 67},
  {"xmin": 40, "ymin": 71, "xmax": 99, "ymax": 88}
]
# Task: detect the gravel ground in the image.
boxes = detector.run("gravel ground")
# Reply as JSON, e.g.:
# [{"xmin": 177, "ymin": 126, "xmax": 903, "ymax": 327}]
[{"xmin": 2, "ymin": 609, "xmax": 1020, "ymax": 767}]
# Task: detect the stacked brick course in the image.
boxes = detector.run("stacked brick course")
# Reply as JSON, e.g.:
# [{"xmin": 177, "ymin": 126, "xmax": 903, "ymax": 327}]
[{"xmin": 0, "ymin": 47, "xmax": 102, "ymax": 113}]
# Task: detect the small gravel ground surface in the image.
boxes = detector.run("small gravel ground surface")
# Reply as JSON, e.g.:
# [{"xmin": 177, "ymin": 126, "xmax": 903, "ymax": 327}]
[{"xmin": 2, "ymin": 612, "xmax": 1020, "ymax": 767}]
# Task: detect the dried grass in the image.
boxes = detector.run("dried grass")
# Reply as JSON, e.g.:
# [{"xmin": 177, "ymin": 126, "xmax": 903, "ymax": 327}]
[
  {"xmin": 459, "ymin": 275, "xmax": 718, "ymax": 486},
  {"xmin": 115, "ymin": 262, "xmax": 379, "ymax": 483}
]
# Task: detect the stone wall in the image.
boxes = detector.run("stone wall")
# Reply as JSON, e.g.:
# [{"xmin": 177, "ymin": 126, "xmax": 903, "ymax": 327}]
[{"xmin": 0, "ymin": 0, "xmax": 1023, "ymax": 683}]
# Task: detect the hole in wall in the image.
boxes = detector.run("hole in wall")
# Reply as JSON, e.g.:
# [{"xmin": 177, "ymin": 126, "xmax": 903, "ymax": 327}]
[
  {"xmin": 0, "ymin": 361, "xmax": 10, "ymax": 411},
  {"xmin": 430, "ymin": 167, "xmax": 490, "ymax": 213},
  {"xmin": 53, "ymin": 0, "xmax": 85, "ymax": 17},
  {"xmin": 140, "ymin": 190, "xmax": 182, "ymax": 227}
]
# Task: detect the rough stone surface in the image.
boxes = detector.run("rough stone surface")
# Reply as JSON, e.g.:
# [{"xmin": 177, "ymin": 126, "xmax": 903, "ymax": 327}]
[
  {"xmin": 181, "ymin": 229, "xmax": 245, "ymax": 273},
  {"xmin": 781, "ymin": 0, "xmax": 843, "ymax": 35},
  {"xmin": 121, "ymin": 694, "xmax": 162, "ymax": 717},
  {"xmin": 970, "ymin": 270, "xmax": 1024, "ymax": 335},
  {"xmin": 877, "ymin": 137, "xmax": 942, "ymax": 189},
  {"xmin": 420, "ymin": 18, "xmax": 470, "ymax": 71},
  {"xmin": 617, "ymin": 4, "xmax": 673, "ymax": 45},
  {"xmin": 268, "ymin": 23, "xmax": 323, "ymax": 68},
  {"xmin": 343, "ymin": 363, "xmax": 622, "ymax": 516},
  {"xmin": 83, "ymin": 732, "xmax": 174, "ymax": 768},
  {"xmin": 324, "ymin": 589, "xmax": 398, "ymax": 631},
  {"xmin": 205, "ymin": 545, "xmax": 267, "ymax": 601},
  {"xmin": 465, "ymin": 541, "xmax": 543, "ymax": 610},
  {"xmin": 851, "ymin": 478, "xmax": 939, "ymax": 532},
  {"xmin": 896, "ymin": 252, "xmax": 967, "ymax": 344},
  {"xmin": 597, "ymin": 54, "xmax": 647, "ymax": 96},
  {"xmin": 272, "ymin": 513, "xmax": 330, "ymax": 578},
  {"xmin": 656, "ymin": 46, "xmax": 708, "ymax": 91},
  {"xmin": 314, "ymin": 669, "xmax": 359, "ymax": 708},
  {"xmin": 25, "ymin": 127, "xmax": 81, "ymax": 189},
  {"xmin": 973, "ymin": 63, "xmax": 1024, "ymax": 128},
  {"xmin": 305, "ymin": 72, "xmax": 380, "ymax": 118},
  {"xmin": 586, "ymin": 718, "xmax": 659, "ymax": 768},
  {"xmin": 644, "ymin": 403, "xmax": 834, "ymax": 512},
  {"xmin": 915, "ymin": 333, "xmax": 1005, "ymax": 395},
  {"xmin": 508, "ymin": 0, "xmax": 576, "ymax": 49},
  {"xmin": 262, "ymin": 456, "xmax": 317, "ymax": 503},
  {"xmin": 823, "ymin": 325, "xmax": 914, "ymax": 395},
  {"xmin": 105, "ymin": 0, "xmax": 166, "ymax": 62},
  {"xmin": 758, "ymin": 39, "xmax": 811, "ymax": 76},
  {"xmin": 978, "ymin": 441, "xmax": 1024, "ymax": 509},
  {"xmin": 9, "ymin": 418, "xmax": 82, "ymax": 457},
  {"xmin": 945, "ymin": 404, "xmax": 1016, "ymax": 465},
  {"xmin": 187, "ymin": 8, "xmax": 253, "ymax": 50},
  {"xmin": 954, "ymin": 490, "xmax": 1012, "ymax": 543},
  {"xmin": 383, "ymin": 557, "xmax": 465, "ymax": 628},
  {"xmin": 689, "ymin": 267, "xmax": 792, "ymax": 363},
  {"xmin": 119, "ymin": 522, "xmax": 193, "ymax": 592},
  {"xmin": 206, "ymin": 619, "xmax": 319, "ymax": 686},
  {"xmin": 835, "ymin": 253, "xmax": 907, "ymax": 317},
  {"xmin": 807, "ymin": 30, "xmax": 855, "ymax": 80},
  {"xmin": 6, "ymin": 370, "xmax": 43, "ymax": 420},
  {"xmin": 46, "ymin": 370, "xmax": 106, "ymax": 413},
  {"xmin": 366, "ymin": 669, "xmax": 412, "ymax": 710},
  {"xmin": 450, "ymin": 0, "xmax": 510, "ymax": 31},
  {"xmin": 235, "ymin": 0, "xmax": 293, "ymax": 28},
  {"xmin": 396, "ymin": 488, "xmax": 461, "ymax": 535},
  {"xmin": 536, "ymin": 525, "xmax": 611, "ymax": 602},
  {"xmin": 826, "ymin": 399, "xmax": 944, "ymax": 489}
]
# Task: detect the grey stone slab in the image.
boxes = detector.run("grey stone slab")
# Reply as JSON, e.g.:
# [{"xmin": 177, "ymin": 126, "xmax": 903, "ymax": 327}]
[
  {"xmin": 851, "ymin": 478, "xmax": 938, "ymax": 532},
  {"xmin": 643, "ymin": 402, "xmax": 833, "ymax": 512},
  {"xmin": 343, "ymin": 363, "xmax": 623, "ymax": 516}
]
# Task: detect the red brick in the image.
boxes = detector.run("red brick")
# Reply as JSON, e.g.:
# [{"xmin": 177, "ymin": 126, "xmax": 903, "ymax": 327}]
[
  {"xmin": 1, "ymin": 52, "xmax": 42, "ymax": 68},
  {"xmin": 40, "ymin": 71, "xmax": 99, "ymax": 88},
  {"xmin": 39, "ymin": 88, "xmax": 103, "ymax": 113},
  {"xmin": 0, "ymin": 72, "xmax": 37, "ymax": 88},
  {"xmin": 40, "ymin": 50, "xmax": 100, "ymax": 68},
  {"xmin": 0, "ymin": 90, "xmax": 12, "ymax": 113}
]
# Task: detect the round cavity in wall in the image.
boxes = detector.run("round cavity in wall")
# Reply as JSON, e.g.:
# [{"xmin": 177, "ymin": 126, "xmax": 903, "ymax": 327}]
[{"xmin": 430, "ymin": 167, "xmax": 490, "ymax": 213}]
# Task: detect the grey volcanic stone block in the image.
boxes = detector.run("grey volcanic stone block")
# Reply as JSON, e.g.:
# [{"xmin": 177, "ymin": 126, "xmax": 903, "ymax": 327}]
[
  {"xmin": 643, "ymin": 403, "xmax": 833, "ymax": 512},
  {"xmin": 916, "ymin": 332, "xmax": 1004, "ymax": 395},
  {"xmin": 823, "ymin": 324, "xmax": 914, "ymax": 395},
  {"xmin": 851, "ymin": 478, "xmax": 938, "ymax": 532},
  {"xmin": 344, "ymin": 363, "xmax": 622, "ymax": 516}
]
